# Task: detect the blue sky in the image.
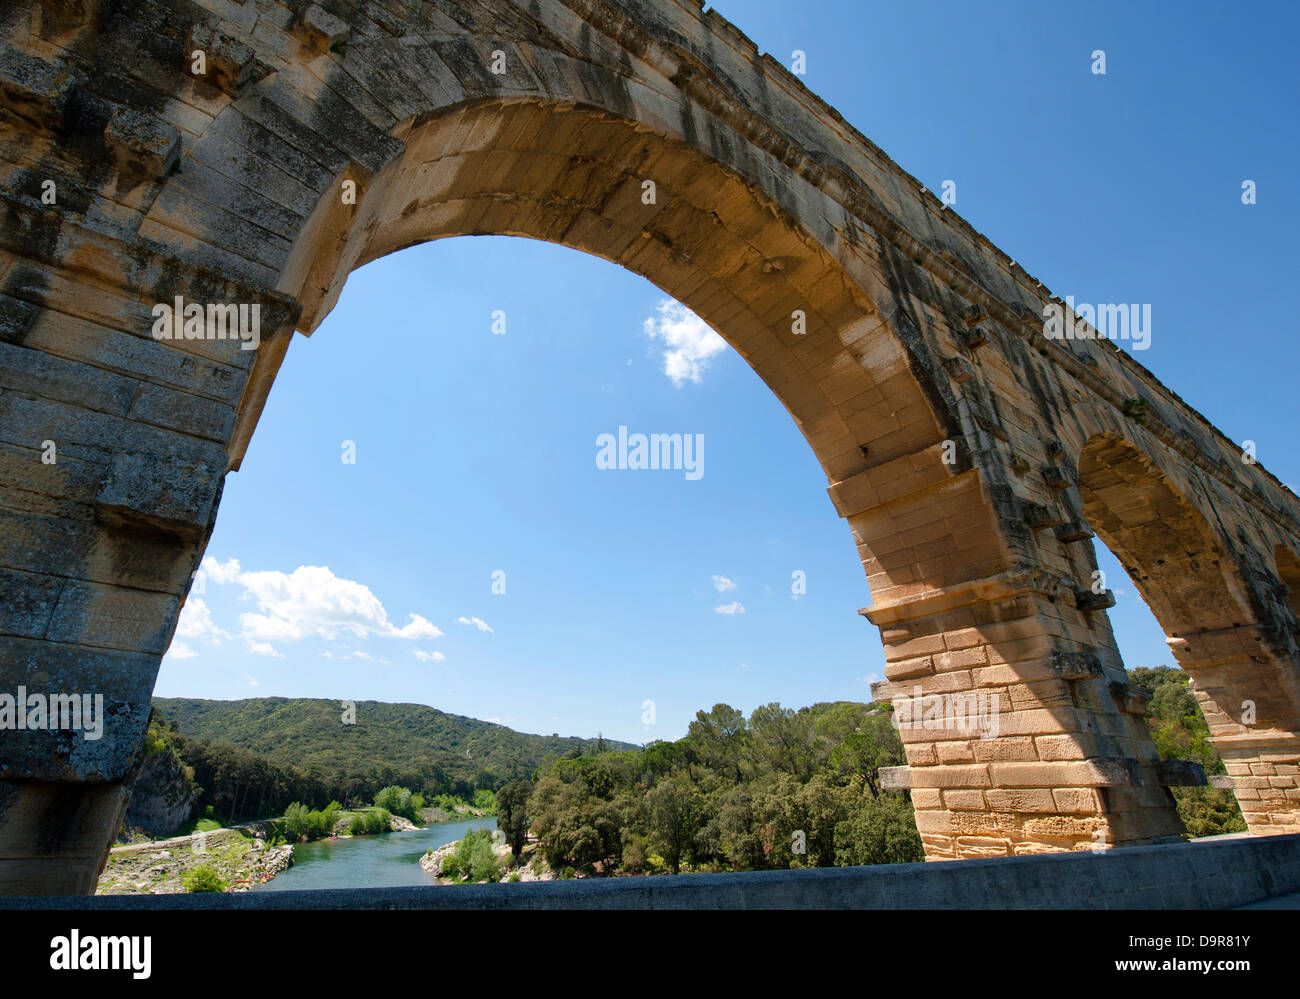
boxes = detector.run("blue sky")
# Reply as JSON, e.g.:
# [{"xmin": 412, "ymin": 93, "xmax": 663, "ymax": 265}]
[{"xmin": 154, "ymin": 0, "xmax": 1300, "ymax": 745}]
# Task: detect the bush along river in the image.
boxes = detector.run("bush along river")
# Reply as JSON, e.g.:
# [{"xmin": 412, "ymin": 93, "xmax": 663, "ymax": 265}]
[{"xmin": 253, "ymin": 816, "xmax": 497, "ymax": 891}]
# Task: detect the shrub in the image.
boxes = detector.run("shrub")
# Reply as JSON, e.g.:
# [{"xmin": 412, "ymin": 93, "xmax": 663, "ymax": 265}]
[
  {"xmin": 441, "ymin": 851, "xmax": 463, "ymax": 880},
  {"xmin": 374, "ymin": 786, "xmax": 414, "ymax": 820},
  {"xmin": 183, "ymin": 865, "xmax": 226, "ymax": 893},
  {"xmin": 469, "ymin": 837, "xmax": 502, "ymax": 883},
  {"xmin": 283, "ymin": 802, "xmax": 310, "ymax": 841},
  {"xmin": 441, "ymin": 829, "xmax": 501, "ymax": 883},
  {"xmin": 348, "ymin": 808, "xmax": 390, "ymax": 836}
]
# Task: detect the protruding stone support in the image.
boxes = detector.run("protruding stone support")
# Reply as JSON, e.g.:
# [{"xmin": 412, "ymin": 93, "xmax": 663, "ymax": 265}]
[
  {"xmin": 1171, "ymin": 631, "xmax": 1300, "ymax": 837},
  {"xmin": 861, "ymin": 569, "xmax": 1190, "ymax": 859},
  {"xmin": 0, "ymin": 780, "xmax": 127, "ymax": 895},
  {"xmin": 1204, "ymin": 732, "xmax": 1300, "ymax": 836}
]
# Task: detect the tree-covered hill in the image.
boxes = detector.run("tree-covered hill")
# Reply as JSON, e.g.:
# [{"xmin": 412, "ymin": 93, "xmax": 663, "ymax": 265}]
[{"xmin": 152, "ymin": 697, "xmax": 637, "ymax": 794}]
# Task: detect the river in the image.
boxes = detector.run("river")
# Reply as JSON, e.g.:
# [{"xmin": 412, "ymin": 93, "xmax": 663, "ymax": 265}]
[{"xmin": 252, "ymin": 816, "xmax": 497, "ymax": 891}]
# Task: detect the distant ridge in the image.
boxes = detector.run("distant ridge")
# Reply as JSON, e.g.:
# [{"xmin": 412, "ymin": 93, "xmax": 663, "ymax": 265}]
[{"xmin": 152, "ymin": 697, "xmax": 639, "ymax": 786}]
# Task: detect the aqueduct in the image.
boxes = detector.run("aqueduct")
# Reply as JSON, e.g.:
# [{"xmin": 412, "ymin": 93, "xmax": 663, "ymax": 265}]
[{"xmin": 1, "ymin": 0, "xmax": 1298, "ymax": 895}]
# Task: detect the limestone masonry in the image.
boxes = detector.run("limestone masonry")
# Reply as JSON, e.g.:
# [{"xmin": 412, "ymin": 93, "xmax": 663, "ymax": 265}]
[{"xmin": 0, "ymin": 0, "xmax": 1297, "ymax": 894}]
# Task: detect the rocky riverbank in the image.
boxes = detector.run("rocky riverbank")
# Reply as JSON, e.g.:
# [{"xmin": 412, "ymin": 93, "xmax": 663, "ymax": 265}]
[
  {"xmin": 96, "ymin": 826, "xmax": 293, "ymax": 895},
  {"xmin": 420, "ymin": 833, "xmax": 555, "ymax": 884}
]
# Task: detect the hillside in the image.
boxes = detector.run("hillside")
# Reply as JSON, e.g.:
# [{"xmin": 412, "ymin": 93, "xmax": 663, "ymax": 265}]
[{"xmin": 152, "ymin": 697, "xmax": 638, "ymax": 791}]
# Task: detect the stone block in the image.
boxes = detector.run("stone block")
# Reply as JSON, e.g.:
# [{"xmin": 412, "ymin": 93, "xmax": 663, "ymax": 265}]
[
  {"xmin": 0, "ymin": 44, "xmax": 75, "ymax": 129},
  {"xmin": 94, "ymin": 451, "xmax": 223, "ymax": 542},
  {"xmin": 104, "ymin": 107, "xmax": 181, "ymax": 179},
  {"xmin": 301, "ymin": 4, "xmax": 350, "ymax": 52}
]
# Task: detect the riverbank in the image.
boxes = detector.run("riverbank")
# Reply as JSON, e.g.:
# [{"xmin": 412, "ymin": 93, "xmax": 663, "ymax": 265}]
[
  {"xmin": 97, "ymin": 825, "xmax": 293, "ymax": 895},
  {"xmin": 418, "ymin": 805, "xmax": 492, "ymax": 825},
  {"xmin": 98, "ymin": 805, "xmax": 497, "ymax": 894},
  {"xmin": 420, "ymin": 833, "xmax": 556, "ymax": 884},
  {"xmin": 254, "ymin": 816, "xmax": 498, "ymax": 891}
]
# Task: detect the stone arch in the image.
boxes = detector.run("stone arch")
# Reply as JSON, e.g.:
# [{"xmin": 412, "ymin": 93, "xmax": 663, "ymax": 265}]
[
  {"xmin": 1275, "ymin": 545, "xmax": 1300, "ymax": 626},
  {"xmin": 260, "ymin": 96, "xmax": 951, "ymax": 492},
  {"xmin": 17, "ymin": 0, "xmax": 1295, "ymax": 891},
  {"xmin": 1077, "ymin": 432, "xmax": 1300, "ymax": 834},
  {"xmin": 1077, "ymin": 432, "xmax": 1256, "ymax": 648}
]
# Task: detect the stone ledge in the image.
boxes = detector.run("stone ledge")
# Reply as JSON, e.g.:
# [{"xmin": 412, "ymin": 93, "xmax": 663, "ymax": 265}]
[{"xmin": 5, "ymin": 834, "xmax": 1299, "ymax": 910}]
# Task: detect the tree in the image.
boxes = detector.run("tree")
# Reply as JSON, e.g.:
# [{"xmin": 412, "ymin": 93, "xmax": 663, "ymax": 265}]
[
  {"xmin": 283, "ymin": 801, "xmax": 310, "ymax": 841},
  {"xmin": 687, "ymin": 704, "xmax": 748, "ymax": 781},
  {"xmin": 834, "ymin": 785, "xmax": 924, "ymax": 866},
  {"xmin": 1129, "ymin": 665, "xmax": 1246, "ymax": 838},
  {"xmin": 747, "ymin": 703, "xmax": 819, "ymax": 780},
  {"xmin": 497, "ymin": 781, "xmax": 532, "ymax": 861},
  {"xmin": 442, "ymin": 829, "xmax": 501, "ymax": 882},
  {"xmin": 647, "ymin": 774, "xmax": 704, "ymax": 874},
  {"xmin": 374, "ymin": 785, "xmax": 414, "ymax": 819}
]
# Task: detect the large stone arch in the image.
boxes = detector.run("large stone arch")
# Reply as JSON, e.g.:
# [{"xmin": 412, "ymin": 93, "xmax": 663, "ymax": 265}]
[
  {"xmin": 1075, "ymin": 432, "xmax": 1300, "ymax": 836},
  {"xmin": 2, "ymin": 0, "xmax": 1298, "ymax": 893}
]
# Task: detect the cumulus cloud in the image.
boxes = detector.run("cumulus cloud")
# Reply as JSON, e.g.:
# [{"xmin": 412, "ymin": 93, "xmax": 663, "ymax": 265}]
[
  {"xmin": 182, "ymin": 559, "xmax": 443, "ymax": 660},
  {"xmin": 711, "ymin": 575, "xmax": 737, "ymax": 592},
  {"xmin": 457, "ymin": 616, "xmax": 494, "ymax": 633},
  {"xmin": 201, "ymin": 557, "xmax": 243, "ymax": 585},
  {"xmin": 714, "ymin": 601, "xmax": 746, "ymax": 615},
  {"xmin": 176, "ymin": 597, "xmax": 229, "ymax": 643},
  {"xmin": 165, "ymin": 641, "xmax": 197, "ymax": 660},
  {"xmin": 237, "ymin": 565, "xmax": 442, "ymax": 644},
  {"xmin": 414, "ymin": 649, "xmax": 446, "ymax": 662},
  {"xmin": 643, "ymin": 299, "xmax": 727, "ymax": 385}
]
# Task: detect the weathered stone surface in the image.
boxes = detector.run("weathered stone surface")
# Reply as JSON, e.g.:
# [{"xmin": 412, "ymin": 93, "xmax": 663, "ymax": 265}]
[
  {"xmin": 103, "ymin": 108, "xmax": 182, "ymax": 180},
  {"xmin": 94, "ymin": 452, "xmax": 224, "ymax": 541},
  {"xmin": 0, "ymin": 43, "xmax": 75, "ymax": 129},
  {"xmin": 300, "ymin": 4, "xmax": 349, "ymax": 53},
  {"xmin": 0, "ymin": 0, "xmax": 1297, "ymax": 896}
]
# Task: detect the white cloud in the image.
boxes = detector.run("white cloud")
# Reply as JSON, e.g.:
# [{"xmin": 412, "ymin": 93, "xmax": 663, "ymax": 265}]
[
  {"xmin": 711, "ymin": 575, "xmax": 737, "ymax": 592},
  {"xmin": 247, "ymin": 675, "xmax": 261, "ymax": 686},
  {"xmin": 414, "ymin": 649, "xmax": 446, "ymax": 662},
  {"xmin": 176, "ymin": 597, "xmax": 229, "ymax": 643},
  {"xmin": 165, "ymin": 641, "xmax": 197, "ymax": 660},
  {"xmin": 457, "ymin": 616, "xmax": 494, "ymax": 633},
  {"xmin": 184, "ymin": 560, "xmax": 444, "ymax": 660},
  {"xmin": 714, "ymin": 601, "xmax": 746, "ymax": 615},
  {"xmin": 236, "ymin": 565, "xmax": 442, "ymax": 643},
  {"xmin": 643, "ymin": 298, "xmax": 727, "ymax": 385},
  {"xmin": 201, "ymin": 557, "xmax": 243, "ymax": 585},
  {"xmin": 321, "ymin": 648, "xmax": 390, "ymax": 663}
]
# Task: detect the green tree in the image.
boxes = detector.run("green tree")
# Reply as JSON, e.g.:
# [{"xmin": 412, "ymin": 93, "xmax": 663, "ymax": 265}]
[
  {"xmin": 374, "ymin": 785, "xmax": 414, "ymax": 819},
  {"xmin": 283, "ymin": 801, "xmax": 310, "ymax": 841},
  {"xmin": 1129, "ymin": 665, "xmax": 1246, "ymax": 838},
  {"xmin": 647, "ymin": 774, "xmax": 704, "ymax": 874},
  {"xmin": 747, "ymin": 703, "xmax": 819, "ymax": 780},
  {"xmin": 834, "ymin": 786, "xmax": 925, "ymax": 866},
  {"xmin": 442, "ymin": 829, "xmax": 502, "ymax": 882},
  {"xmin": 497, "ymin": 781, "xmax": 531, "ymax": 861},
  {"xmin": 687, "ymin": 703, "xmax": 748, "ymax": 781}
]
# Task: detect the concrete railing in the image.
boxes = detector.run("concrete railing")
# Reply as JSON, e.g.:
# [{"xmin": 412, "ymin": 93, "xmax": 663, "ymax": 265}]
[{"xmin": 5, "ymin": 834, "xmax": 1300, "ymax": 909}]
